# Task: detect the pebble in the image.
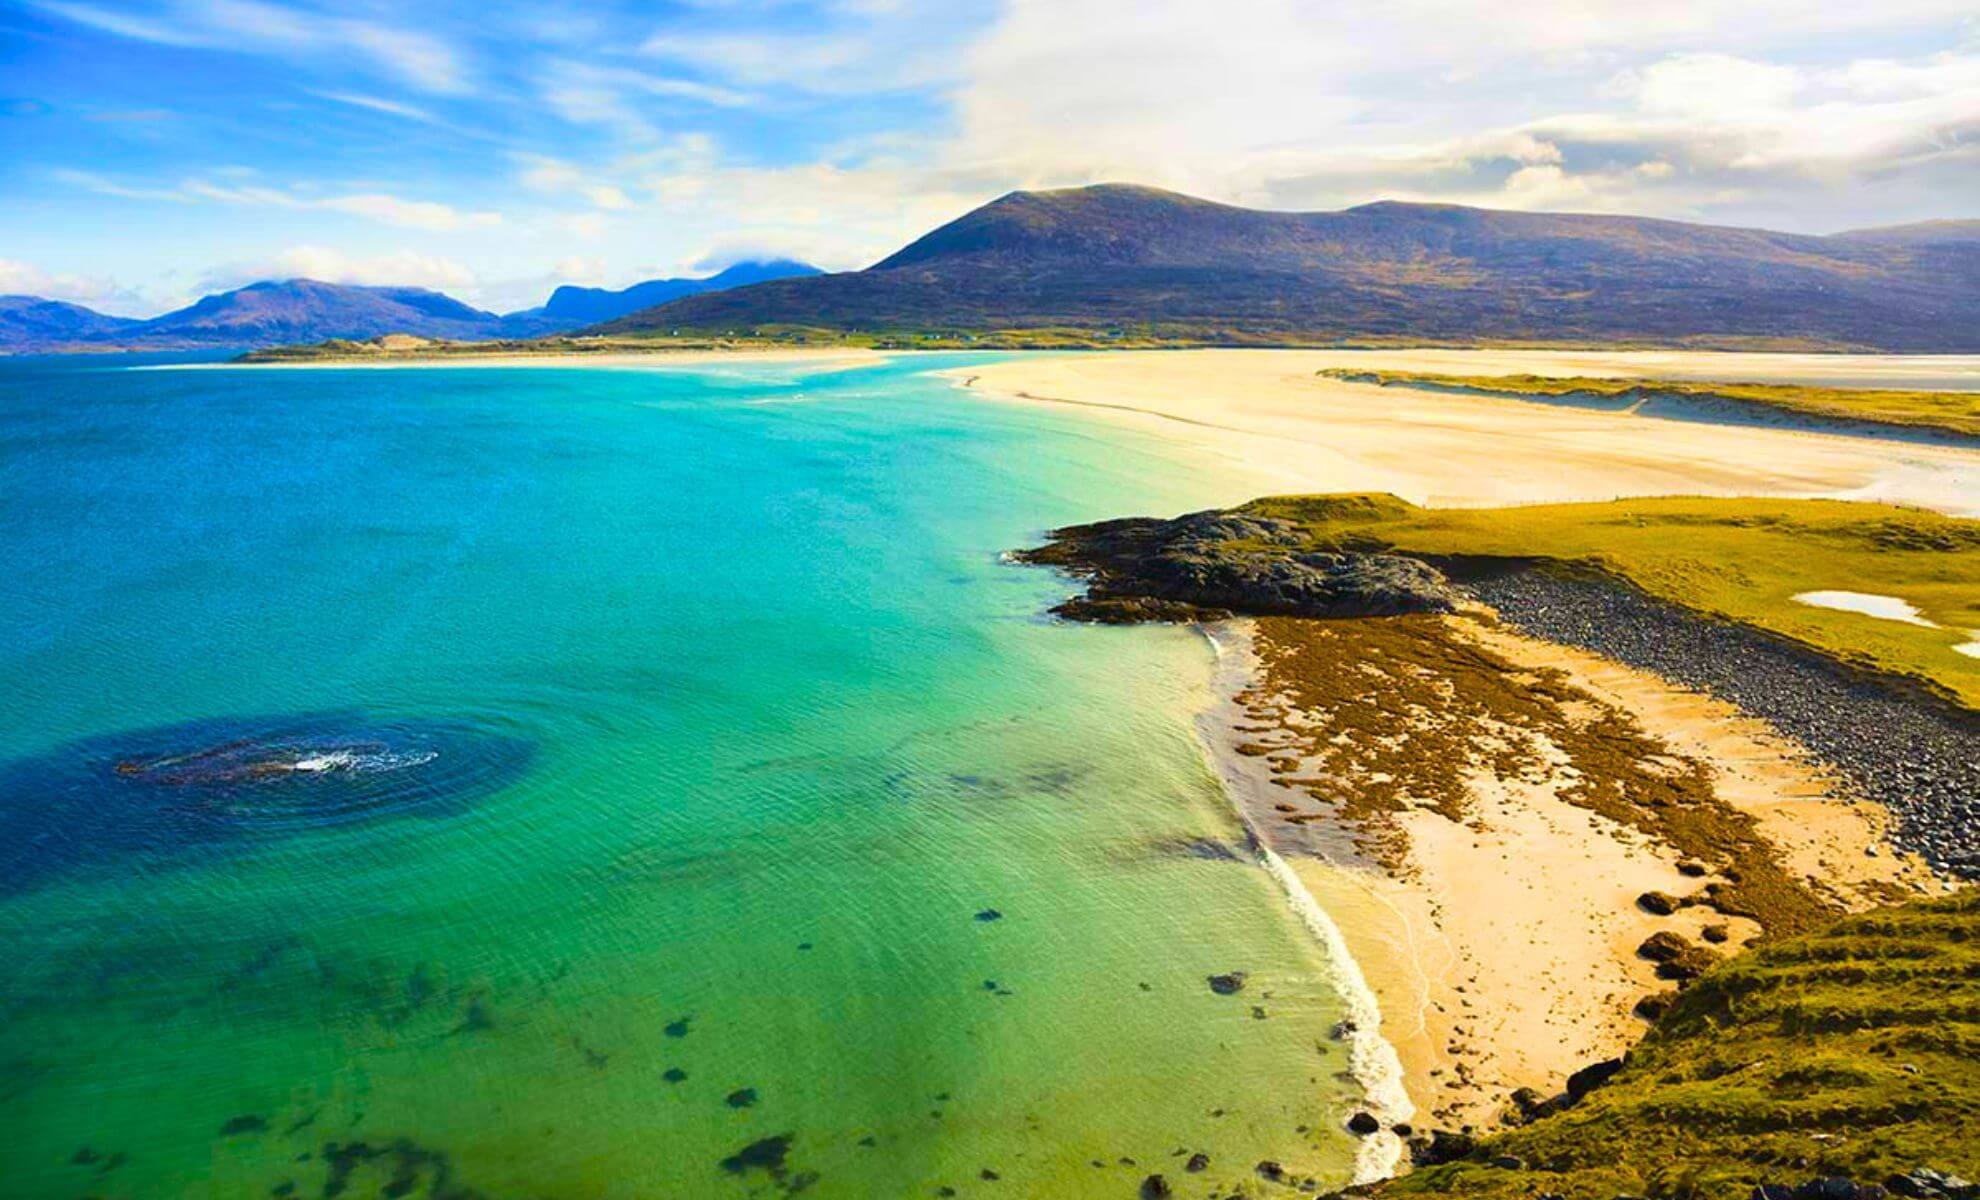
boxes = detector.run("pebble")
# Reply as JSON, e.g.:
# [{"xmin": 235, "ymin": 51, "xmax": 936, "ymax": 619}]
[{"xmin": 1466, "ymin": 571, "xmax": 1978, "ymax": 878}]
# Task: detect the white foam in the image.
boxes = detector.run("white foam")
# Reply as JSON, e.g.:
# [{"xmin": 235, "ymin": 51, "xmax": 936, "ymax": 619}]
[
  {"xmin": 1792, "ymin": 590, "xmax": 1937, "ymax": 627},
  {"xmin": 1194, "ymin": 624, "xmax": 1413, "ymax": 1184},
  {"xmin": 1956, "ymin": 639, "xmax": 1980, "ymax": 660}
]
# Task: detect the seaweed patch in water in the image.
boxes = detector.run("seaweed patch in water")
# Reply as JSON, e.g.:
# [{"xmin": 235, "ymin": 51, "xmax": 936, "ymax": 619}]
[
  {"xmin": 0, "ymin": 711, "xmax": 533, "ymax": 896},
  {"xmin": 720, "ymin": 1133, "xmax": 794, "ymax": 1180}
]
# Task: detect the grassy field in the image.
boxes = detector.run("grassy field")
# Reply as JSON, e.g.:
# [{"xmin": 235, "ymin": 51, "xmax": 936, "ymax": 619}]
[
  {"xmin": 1236, "ymin": 494, "xmax": 1980, "ymax": 709},
  {"xmin": 1365, "ymin": 889, "xmax": 1979, "ymax": 1199},
  {"xmin": 1319, "ymin": 369, "xmax": 1980, "ymax": 441}
]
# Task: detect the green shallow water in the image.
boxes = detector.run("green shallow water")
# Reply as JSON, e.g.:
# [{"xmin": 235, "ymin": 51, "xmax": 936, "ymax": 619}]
[{"xmin": 0, "ymin": 353, "xmax": 1365, "ymax": 1198}]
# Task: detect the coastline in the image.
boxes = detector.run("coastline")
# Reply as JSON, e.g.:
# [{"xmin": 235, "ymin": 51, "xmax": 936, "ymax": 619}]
[
  {"xmin": 947, "ymin": 350, "xmax": 1980, "ymax": 517},
  {"xmin": 1190, "ymin": 610, "xmax": 1940, "ymax": 1163},
  {"xmin": 166, "ymin": 347, "xmax": 894, "ymax": 371}
]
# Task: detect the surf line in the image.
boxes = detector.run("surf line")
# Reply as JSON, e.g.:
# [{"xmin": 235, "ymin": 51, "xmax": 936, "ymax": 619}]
[{"xmin": 1194, "ymin": 621, "xmax": 1414, "ymax": 1185}]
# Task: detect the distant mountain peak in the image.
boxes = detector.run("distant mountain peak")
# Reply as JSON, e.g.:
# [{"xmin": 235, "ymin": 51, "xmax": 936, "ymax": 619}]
[{"xmin": 608, "ymin": 182, "xmax": 1980, "ymax": 352}]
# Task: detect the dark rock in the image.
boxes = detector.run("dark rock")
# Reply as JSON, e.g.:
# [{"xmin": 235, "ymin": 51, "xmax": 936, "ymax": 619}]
[
  {"xmin": 1492, "ymin": 1155, "xmax": 1526, "ymax": 1169},
  {"xmin": 219, "ymin": 1116, "xmax": 269, "ymax": 1137},
  {"xmin": 1346, "ymin": 1110, "xmax": 1381, "ymax": 1135},
  {"xmin": 1410, "ymin": 1129, "xmax": 1477, "ymax": 1166},
  {"xmin": 980, "ymin": 1168, "xmax": 1000, "ymax": 1181},
  {"xmin": 1140, "ymin": 1175, "xmax": 1172, "ymax": 1198},
  {"xmin": 1636, "ymin": 890, "xmax": 1681, "ymax": 915},
  {"xmin": 662, "ymin": 1067, "xmax": 687, "ymax": 1084},
  {"xmin": 1701, "ymin": 923, "xmax": 1731, "ymax": 944},
  {"xmin": 974, "ymin": 909, "xmax": 1003, "ymax": 922},
  {"xmin": 1017, "ymin": 509, "xmax": 1462, "ymax": 625},
  {"xmin": 1636, "ymin": 931, "xmax": 1690, "ymax": 963},
  {"xmin": 1678, "ymin": 860, "xmax": 1709, "ymax": 877},
  {"xmin": 1256, "ymin": 1160, "xmax": 1286, "ymax": 1181},
  {"xmin": 1566, "ymin": 1057, "xmax": 1625, "ymax": 1102},
  {"xmin": 1753, "ymin": 1186, "xmax": 1796, "ymax": 1200},
  {"xmin": 725, "ymin": 1088, "xmax": 758, "ymax": 1109},
  {"xmin": 1207, "ymin": 971, "xmax": 1248, "ymax": 995},
  {"xmin": 1391, "ymin": 1123, "xmax": 1413, "ymax": 1138},
  {"xmin": 1633, "ymin": 991, "xmax": 1679, "ymax": 1022},
  {"xmin": 1185, "ymin": 1153, "xmax": 1210, "ymax": 1173}
]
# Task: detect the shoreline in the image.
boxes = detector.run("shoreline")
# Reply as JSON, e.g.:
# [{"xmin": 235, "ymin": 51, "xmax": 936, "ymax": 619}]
[
  {"xmin": 1196, "ymin": 622, "xmax": 1413, "ymax": 1185},
  {"xmin": 151, "ymin": 347, "xmax": 895, "ymax": 371},
  {"xmin": 948, "ymin": 350, "xmax": 1980, "ymax": 517},
  {"xmin": 1191, "ymin": 612, "xmax": 1941, "ymax": 1167}
]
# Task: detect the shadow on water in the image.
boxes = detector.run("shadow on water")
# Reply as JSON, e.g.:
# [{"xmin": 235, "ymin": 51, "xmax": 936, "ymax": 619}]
[{"xmin": 0, "ymin": 711, "xmax": 533, "ymax": 897}]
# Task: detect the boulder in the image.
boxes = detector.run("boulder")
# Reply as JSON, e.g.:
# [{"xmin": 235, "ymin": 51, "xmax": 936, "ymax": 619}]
[
  {"xmin": 1207, "ymin": 972, "xmax": 1248, "ymax": 995},
  {"xmin": 1565, "ymin": 1057, "xmax": 1625, "ymax": 1102},
  {"xmin": 1346, "ymin": 1111, "xmax": 1381, "ymax": 1135}
]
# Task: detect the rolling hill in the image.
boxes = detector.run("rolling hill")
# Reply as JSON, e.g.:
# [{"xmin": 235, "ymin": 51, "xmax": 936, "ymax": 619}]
[{"xmin": 600, "ymin": 184, "xmax": 1980, "ymax": 351}]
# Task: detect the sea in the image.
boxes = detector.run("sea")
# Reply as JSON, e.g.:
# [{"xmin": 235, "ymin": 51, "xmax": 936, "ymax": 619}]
[{"xmin": 0, "ymin": 352, "xmax": 1372, "ymax": 1198}]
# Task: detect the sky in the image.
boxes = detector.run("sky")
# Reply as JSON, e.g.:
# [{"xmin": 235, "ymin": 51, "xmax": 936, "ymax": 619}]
[{"xmin": 1, "ymin": 0, "xmax": 1975, "ymax": 317}]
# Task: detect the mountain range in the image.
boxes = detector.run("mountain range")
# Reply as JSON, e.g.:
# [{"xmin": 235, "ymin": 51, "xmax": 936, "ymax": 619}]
[
  {"xmin": 0, "ymin": 259, "xmax": 821, "ymax": 353},
  {"xmin": 605, "ymin": 184, "xmax": 1980, "ymax": 351},
  {"xmin": 11, "ymin": 186, "xmax": 1980, "ymax": 354}
]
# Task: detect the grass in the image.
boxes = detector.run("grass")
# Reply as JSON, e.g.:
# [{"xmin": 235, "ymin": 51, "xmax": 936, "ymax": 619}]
[
  {"xmin": 1318, "ymin": 369, "xmax": 1980, "ymax": 441},
  {"xmin": 1364, "ymin": 889, "xmax": 1980, "ymax": 1199},
  {"xmin": 1235, "ymin": 494, "xmax": 1980, "ymax": 710}
]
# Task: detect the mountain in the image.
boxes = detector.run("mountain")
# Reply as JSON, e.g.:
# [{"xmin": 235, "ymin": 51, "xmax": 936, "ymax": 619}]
[
  {"xmin": 600, "ymin": 184, "xmax": 1980, "ymax": 351},
  {"xmin": 0, "ymin": 295, "xmax": 140, "ymax": 351},
  {"xmin": 518, "ymin": 259, "xmax": 822, "ymax": 329},
  {"xmin": 0, "ymin": 259, "xmax": 828, "ymax": 352},
  {"xmin": 125, "ymin": 279, "xmax": 504, "ymax": 346}
]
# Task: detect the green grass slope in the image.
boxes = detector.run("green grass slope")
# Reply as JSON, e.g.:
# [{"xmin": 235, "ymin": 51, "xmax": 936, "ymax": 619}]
[
  {"xmin": 1367, "ymin": 891, "xmax": 1978, "ymax": 1199},
  {"xmin": 1236, "ymin": 494, "xmax": 1980, "ymax": 709}
]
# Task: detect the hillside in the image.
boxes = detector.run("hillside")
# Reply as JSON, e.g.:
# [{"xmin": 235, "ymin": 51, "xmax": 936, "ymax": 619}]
[
  {"xmin": 603, "ymin": 185, "xmax": 1980, "ymax": 351},
  {"xmin": 0, "ymin": 295, "xmax": 140, "ymax": 349},
  {"xmin": 1363, "ymin": 889, "xmax": 1978, "ymax": 1199},
  {"xmin": 129, "ymin": 280, "xmax": 504, "ymax": 346}
]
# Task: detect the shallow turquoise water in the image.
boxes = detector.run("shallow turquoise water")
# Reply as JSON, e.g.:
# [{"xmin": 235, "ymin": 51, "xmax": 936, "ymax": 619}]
[{"xmin": 0, "ymin": 353, "xmax": 1362, "ymax": 1198}]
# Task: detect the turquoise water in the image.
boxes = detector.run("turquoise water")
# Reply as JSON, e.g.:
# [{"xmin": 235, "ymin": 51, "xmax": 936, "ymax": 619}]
[{"xmin": 0, "ymin": 353, "xmax": 1362, "ymax": 1198}]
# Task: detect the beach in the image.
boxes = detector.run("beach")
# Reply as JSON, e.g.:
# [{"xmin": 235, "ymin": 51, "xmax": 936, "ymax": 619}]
[
  {"xmin": 968, "ymin": 347, "xmax": 1975, "ymax": 1155},
  {"xmin": 953, "ymin": 349, "xmax": 1979, "ymax": 516},
  {"xmin": 1202, "ymin": 613, "xmax": 1938, "ymax": 1142}
]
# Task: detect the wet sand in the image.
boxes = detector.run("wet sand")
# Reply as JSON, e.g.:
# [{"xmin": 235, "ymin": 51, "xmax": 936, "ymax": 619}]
[{"xmin": 955, "ymin": 350, "xmax": 1980, "ymax": 515}]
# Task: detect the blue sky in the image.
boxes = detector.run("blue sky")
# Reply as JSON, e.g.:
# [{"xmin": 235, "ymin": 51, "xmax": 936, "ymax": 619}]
[{"xmin": 2, "ymin": 0, "xmax": 1975, "ymax": 315}]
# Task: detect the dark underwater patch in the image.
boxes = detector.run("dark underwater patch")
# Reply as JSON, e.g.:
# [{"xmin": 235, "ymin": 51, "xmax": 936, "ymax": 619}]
[{"xmin": 0, "ymin": 711, "xmax": 533, "ymax": 896}]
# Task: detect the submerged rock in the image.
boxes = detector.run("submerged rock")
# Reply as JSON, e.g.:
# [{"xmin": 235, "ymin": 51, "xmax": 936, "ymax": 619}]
[
  {"xmin": 1015, "ymin": 509, "xmax": 1461, "ymax": 624},
  {"xmin": 1207, "ymin": 972, "xmax": 1248, "ymax": 995}
]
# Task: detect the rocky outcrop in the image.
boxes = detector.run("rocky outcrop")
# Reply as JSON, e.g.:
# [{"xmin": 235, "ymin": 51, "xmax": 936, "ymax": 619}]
[{"xmin": 1016, "ymin": 509, "xmax": 1461, "ymax": 623}]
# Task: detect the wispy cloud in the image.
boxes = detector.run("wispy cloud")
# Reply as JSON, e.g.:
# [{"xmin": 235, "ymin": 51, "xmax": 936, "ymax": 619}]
[
  {"xmin": 55, "ymin": 169, "xmax": 503, "ymax": 231},
  {"xmin": 35, "ymin": 0, "xmax": 471, "ymax": 93}
]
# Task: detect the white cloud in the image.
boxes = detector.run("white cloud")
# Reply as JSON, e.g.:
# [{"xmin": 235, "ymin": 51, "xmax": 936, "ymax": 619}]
[
  {"xmin": 0, "ymin": 259, "xmax": 121, "ymax": 302},
  {"xmin": 57, "ymin": 170, "xmax": 502, "ymax": 231},
  {"xmin": 200, "ymin": 245, "xmax": 479, "ymax": 293}
]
